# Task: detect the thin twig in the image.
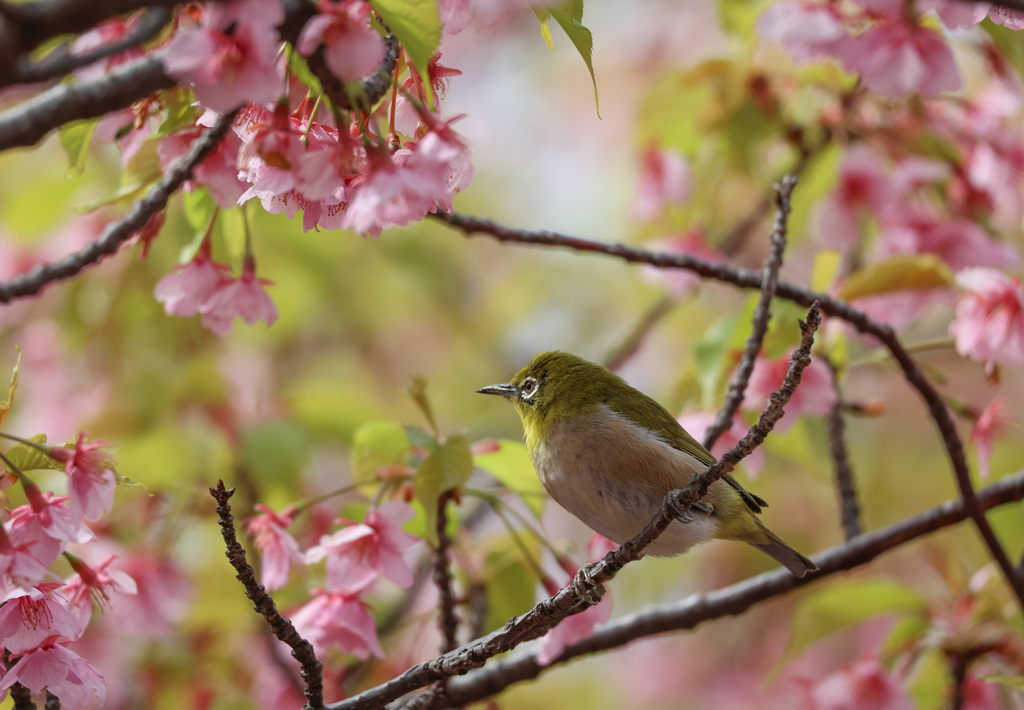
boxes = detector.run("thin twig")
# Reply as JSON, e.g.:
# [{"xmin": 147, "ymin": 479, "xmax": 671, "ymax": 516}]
[
  {"xmin": 432, "ymin": 211, "xmax": 1024, "ymax": 610},
  {"xmin": 703, "ymin": 175, "xmax": 795, "ymax": 450},
  {"xmin": 43, "ymin": 693, "xmax": 58, "ymax": 710},
  {"xmin": 826, "ymin": 358, "xmax": 862, "ymax": 540},
  {"xmin": 306, "ymin": 31, "xmax": 398, "ymax": 112},
  {"xmin": 327, "ymin": 305, "xmax": 821, "ymax": 710},
  {"xmin": 9, "ymin": 6, "xmax": 171, "ymax": 86},
  {"xmin": 0, "ymin": 108, "xmax": 237, "ymax": 302},
  {"xmin": 209, "ymin": 481, "xmax": 324, "ymax": 710},
  {"xmin": 433, "ymin": 493, "xmax": 460, "ymax": 655},
  {"xmin": 430, "ymin": 469, "xmax": 1024, "ymax": 708},
  {"xmin": 601, "ymin": 293, "xmax": 674, "ymax": 372}
]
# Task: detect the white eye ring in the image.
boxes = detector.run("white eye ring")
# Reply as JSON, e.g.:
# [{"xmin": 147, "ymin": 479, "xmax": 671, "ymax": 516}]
[{"xmin": 520, "ymin": 376, "xmax": 539, "ymax": 400}]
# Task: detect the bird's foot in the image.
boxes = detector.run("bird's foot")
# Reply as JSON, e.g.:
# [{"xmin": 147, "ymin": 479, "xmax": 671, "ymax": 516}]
[
  {"xmin": 570, "ymin": 561, "xmax": 605, "ymax": 605},
  {"xmin": 678, "ymin": 500, "xmax": 714, "ymax": 523}
]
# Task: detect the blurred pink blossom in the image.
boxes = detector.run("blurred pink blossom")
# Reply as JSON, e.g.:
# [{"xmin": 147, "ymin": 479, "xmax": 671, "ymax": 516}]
[
  {"xmin": 970, "ymin": 397, "xmax": 1011, "ymax": 480},
  {"xmin": 50, "ymin": 434, "xmax": 116, "ymax": 524},
  {"xmin": 62, "ymin": 554, "xmax": 138, "ymax": 628},
  {"xmin": 305, "ymin": 499, "xmax": 419, "ymax": 594},
  {"xmin": 676, "ymin": 411, "xmax": 765, "ymax": 478},
  {"xmin": 154, "ymin": 250, "xmax": 231, "ymax": 318},
  {"xmin": 838, "ymin": 19, "xmax": 959, "ymax": 98},
  {"xmin": 876, "ymin": 211, "xmax": 1018, "ymax": 271},
  {"xmin": 10, "ymin": 485, "xmax": 93, "ymax": 545},
  {"xmin": 814, "ymin": 145, "xmax": 892, "ymax": 252},
  {"xmin": 163, "ymin": 0, "xmax": 283, "ymax": 112},
  {"xmin": 643, "ymin": 232, "xmax": 724, "ymax": 298},
  {"xmin": 0, "ymin": 642, "xmax": 106, "ymax": 709},
  {"xmin": 919, "ymin": 0, "xmax": 990, "ymax": 28},
  {"xmin": 199, "ymin": 257, "xmax": 279, "ymax": 337},
  {"xmin": 950, "ymin": 268, "xmax": 1024, "ymax": 371},
  {"xmin": 743, "ymin": 356, "xmax": 836, "ymax": 432},
  {"xmin": 296, "ymin": 0, "xmax": 385, "ymax": 81},
  {"xmin": 798, "ymin": 657, "xmax": 913, "ymax": 710},
  {"xmin": 0, "ymin": 520, "xmax": 60, "ymax": 594},
  {"xmin": 70, "ymin": 14, "xmax": 147, "ymax": 80},
  {"xmin": 246, "ymin": 504, "xmax": 303, "ymax": 591},
  {"xmin": 988, "ymin": 5, "xmax": 1024, "ymax": 28},
  {"xmin": 290, "ymin": 589, "xmax": 384, "ymax": 660},
  {"xmin": 757, "ymin": 2, "xmax": 851, "ymax": 63},
  {"xmin": 536, "ymin": 592, "xmax": 612, "ymax": 666},
  {"xmin": 158, "ymin": 126, "xmax": 246, "ymax": 208},
  {"xmin": 632, "ymin": 146, "xmax": 692, "ymax": 221}
]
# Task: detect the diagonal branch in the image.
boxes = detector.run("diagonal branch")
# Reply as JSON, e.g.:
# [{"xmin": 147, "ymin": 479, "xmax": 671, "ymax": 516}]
[
  {"xmin": 432, "ymin": 211, "xmax": 1024, "ymax": 610},
  {"xmin": 326, "ymin": 305, "xmax": 821, "ymax": 710},
  {"xmin": 826, "ymin": 358, "xmax": 862, "ymax": 540},
  {"xmin": 703, "ymin": 175, "xmax": 795, "ymax": 451},
  {"xmin": 432, "ymin": 469, "xmax": 1024, "ymax": 708},
  {"xmin": 0, "ymin": 107, "xmax": 237, "ymax": 303},
  {"xmin": 433, "ymin": 493, "xmax": 460, "ymax": 655}
]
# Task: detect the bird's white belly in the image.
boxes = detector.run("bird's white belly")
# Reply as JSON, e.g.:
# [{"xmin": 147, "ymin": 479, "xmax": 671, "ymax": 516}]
[{"xmin": 532, "ymin": 405, "xmax": 720, "ymax": 557}]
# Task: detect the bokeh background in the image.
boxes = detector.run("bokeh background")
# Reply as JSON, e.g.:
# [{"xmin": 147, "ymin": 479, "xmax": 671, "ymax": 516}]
[{"xmin": 1, "ymin": 0, "xmax": 1023, "ymax": 707}]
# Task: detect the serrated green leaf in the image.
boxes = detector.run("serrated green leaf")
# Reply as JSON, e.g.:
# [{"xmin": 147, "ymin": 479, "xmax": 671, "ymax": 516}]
[
  {"xmin": 4, "ymin": 434, "xmax": 62, "ymax": 473},
  {"xmin": 404, "ymin": 424, "xmax": 436, "ymax": 450},
  {"xmin": 58, "ymin": 118, "xmax": 100, "ymax": 177},
  {"xmin": 473, "ymin": 439, "xmax": 546, "ymax": 519},
  {"xmin": 414, "ymin": 433, "xmax": 472, "ymax": 545},
  {"xmin": 779, "ymin": 580, "xmax": 926, "ymax": 671},
  {"xmin": 352, "ymin": 421, "xmax": 411, "ymax": 483},
  {"xmin": 839, "ymin": 254, "xmax": 954, "ymax": 301},
  {"xmin": 0, "ymin": 348, "xmax": 21, "ymax": 430},
  {"xmin": 370, "ymin": 0, "xmax": 441, "ymax": 82},
  {"xmin": 548, "ymin": 5, "xmax": 600, "ymax": 117}
]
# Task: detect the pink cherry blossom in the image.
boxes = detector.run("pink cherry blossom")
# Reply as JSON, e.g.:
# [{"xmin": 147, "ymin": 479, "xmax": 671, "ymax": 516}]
[
  {"xmin": 296, "ymin": 0, "xmax": 385, "ymax": 81},
  {"xmin": 305, "ymin": 499, "xmax": 418, "ymax": 594},
  {"xmin": 199, "ymin": 257, "xmax": 279, "ymax": 337},
  {"xmin": 918, "ymin": 0, "xmax": 990, "ymax": 29},
  {"xmin": 246, "ymin": 504, "xmax": 303, "ymax": 591},
  {"xmin": 49, "ymin": 434, "xmax": 116, "ymax": 524},
  {"xmin": 0, "ymin": 521, "xmax": 61, "ymax": 593},
  {"xmin": 290, "ymin": 589, "xmax": 384, "ymax": 660},
  {"xmin": 163, "ymin": 0, "xmax": 284, "ymax": 112},
  {"xmin": 950, "ymin": 268, "xmax": 1024, "ymax": 371},
  {"xmin": 970, "ymin": 397, "xmax": 1011, "ymax": 480},
  {"xmin": 676, "ymin": 411, "xmax": 765, "ymax": 478},
  {"xmin": 61, "ymin": 554, "xmax": 138, "ymax": 628},
  {"xmin": 838, "ymin": 19, "xmax": 959, "ymax": 98},
  {"xmin": 742, "ymin": 356, "xmax": 836, "ymax": 432},
  {"xmin": 438, "ymin": 0, "xmax": 473, "ymax": 33},
  {"xmin": 236, "ymin": 102, "xmax": 307, "ymax": 202},
  {"xmin": 799, "ymin": 657, "xmax": 914, "ymax": 710},
  {"xmin": 10, "ymin": 485, "xmax": 93, "ymax": 545},
  {"xmin": 101, "ymin": 552, "xmax": 192, "ymax": 638},
  {"xmin": 0, "ymin": 642, "xmax": 106, "ymax": 709},
  {"xmin": 757, "ymin": 1, "xmax": 851, "ymax": 63},
  {"xmin": 158, "ymin": 126, "xmax": 246, "ymax": 208},
  {"xmin": 70, "ymin": 14, "xmax": 147, "ymax": 80},
  {"xmin": 154, "ymin": 249, "xmax": 231, "ymax": 318},
  {"xmin": 0, "ymin": 586, "xmax": 83, "ymax": 654},
  {"xmin": 814, "ymin": 145, "xmax": 892, "ymax": 252},
  {"xmin": 632, "ymin": 146, "xmax": 692, "ymax": 221},
  {"xmin": 643, "ymin": 232, "xmax": 725, "ymax": 298},
  {"xmin": 586, "ymin": 533, "xmax": 618, "ymax": 560},
  {"xmin": 875, "ymin": 211, "xmax": 1019, "ymax": 272},
  {"xmin": 988, "ymin": 5, "xmax": 1024, "ymax": 28}
]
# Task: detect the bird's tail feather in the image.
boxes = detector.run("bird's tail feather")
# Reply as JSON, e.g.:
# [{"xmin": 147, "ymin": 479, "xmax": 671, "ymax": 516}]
[{"xmin": 750, "ymin": 529, "xmax": 818, "ymax": 578}]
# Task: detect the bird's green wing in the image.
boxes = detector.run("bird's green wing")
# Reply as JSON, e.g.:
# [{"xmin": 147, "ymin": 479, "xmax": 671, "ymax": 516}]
[{"xmin": 606, "ymin": 389, "xmax": 767, "ymax": 514}]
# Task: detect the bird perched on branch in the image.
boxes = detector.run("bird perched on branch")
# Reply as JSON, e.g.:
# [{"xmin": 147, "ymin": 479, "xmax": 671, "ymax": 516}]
[{"xmin": 478, "ymin": 351, "xmax": 818, "ymax": 578}]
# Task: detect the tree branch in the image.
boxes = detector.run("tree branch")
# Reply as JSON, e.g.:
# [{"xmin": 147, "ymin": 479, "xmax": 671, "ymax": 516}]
[
  {"xmin": 826, "ymin": 359, "xmax": 862, "ymax": 540},
  {"xmin": 0, "ymin": 108, "xmax": 237, "ymax": 302},
  {"xmin": 209, "ymin": 481, "xmax": 324, "ymax": 710},
  {"xmin": 432, "ymin": 469, "xmax": 1024, "ymax": 708},
  {"xmin": 433, "ymin": 494, "xmax": 460, "ymax": 655},
  {"xmin": 432, "ymin": 212, "xmax": 1024, "ymax": 610},
  {"xmin": 327, "ymin": 306, "xmax": 821, "ymax": 710},
  {"xmin": 703, "ymin": 175, "xmax": 795, "ymax": 450}
]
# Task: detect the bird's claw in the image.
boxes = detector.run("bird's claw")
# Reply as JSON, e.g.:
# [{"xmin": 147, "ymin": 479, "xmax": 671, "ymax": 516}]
[
  {"xmin": 678, "ymin": 500, "xmax": 714, "ymax": 524},
  {"xmin": 570, "ymin": 561, "xmax": 605, "ymax": 605}
]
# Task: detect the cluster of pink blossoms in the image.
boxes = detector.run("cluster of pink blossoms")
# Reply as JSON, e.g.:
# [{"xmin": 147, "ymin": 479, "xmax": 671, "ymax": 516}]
[
  {"xmin": 246, "ymin": 498, "xmax": 419, "ymax": 660},
  {"xmin": 0, "ymin": 434, "xmax": 137, "ymax": 707}
]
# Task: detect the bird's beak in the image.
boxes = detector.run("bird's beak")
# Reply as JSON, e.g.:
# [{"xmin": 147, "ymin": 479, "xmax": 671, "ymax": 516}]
[{"xmin": 477, "ymin": 383, "xmax": 517, "ymax": 398}]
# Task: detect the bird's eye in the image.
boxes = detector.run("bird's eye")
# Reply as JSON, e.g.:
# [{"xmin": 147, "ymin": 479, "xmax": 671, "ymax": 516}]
[{"xmin": 520, "ymin": 377, "xmax": 539, "ymax": 399}]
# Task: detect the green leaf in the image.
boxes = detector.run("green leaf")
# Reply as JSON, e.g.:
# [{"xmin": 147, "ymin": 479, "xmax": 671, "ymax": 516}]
[
  {"xmin": 183, "ymin": 188, "xmax": 217, "ymax": 235},
  {"xmin": 352, "ymin": 421, "xmax": 411, "ymax": 483},
  {"xmin": 404, "ymin": 424, "xmax": 436, "ymax": 450},
  {"xmin": 154, "ymin": 93, "xmax": 200, "ymax": 138},
  {"xmin": 533, "ymin": 8, "xmax": 556, "ymax": 49},
  {"xmin": 404, "ymin": 375, "xmax": 440, "ymax": 435},
  {"xmin": 694, "ymin": 312, "xmax": 741, "ymax": 408},
  {"xmin": 483, "ymin": 537, "xmax": 541, "ymax": 633},
  {"xmin": 5, "ymin": 434, "xmax": 62, "ymax": 473},
  {"xmin": 414, "ymin": 433, "xmax": 472, "ymax": 545},
  {"xmin": 981, "ymin": 675, "xmax": 1024, "ymax": 691},
  {"xmin": 810, "ymin": 249, "xmax": 841, "ymax": 293},
  {"xmin": 369, "ymin": 0, "xmax": 441, "ymax": 80},
  {"xmin": 838, "ymin": 255, "xmax": 954, "ymax": 301},
  {"xmin": 114, "ymin": 471, "xmax": 153, "ymax": 495},
  {"xmin": 547, "ymin": 4, "xmax": 600, "ymax": 117},
  {"xmin": 58, "ymin": 118, "xmax": 100, "ymax": 177},
  {"xmin": 0, "ymin": 348, "xmax": 21, "ymax": 430},
  {"xmin": 780, "ymin": 580, "xmax": 927, "ymax": 669},
  {"xmin": 473, "ymin": 439, "xmax": 546, "ymax": 519},
  {"xmin": 241, "ymin": 422, "xmax": 310, "ymax": 485}
]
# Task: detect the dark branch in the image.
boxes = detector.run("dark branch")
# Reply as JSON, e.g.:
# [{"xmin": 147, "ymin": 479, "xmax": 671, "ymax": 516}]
[
  {"xmin": 209, "ymin": 481, "xmax": 324, "ymax": 710},
  {"xmin": 433, "ymin": 494, "xmax": 460, "ymax": 655},
  {"xmin": 0, "ymin": 108, "xmax": 237, "ymax": 302},
  {"xmin": 434, "ymin": 469, "xmax": 1024, "ymax": 707},
  {"xmin": 9, "ymin": 6, "xmax": 171, "ymax": 86},
  {"xmin": 826, "ymin": 359, "xmax": 862, "ymax": 540},
  {"xmin": 306, "ymin": 31, "xmax": 398, "ymax": 112},
  {"xmin": 327, "ymin": 306, "xmax": 821, "ymax": 710},
  {"xmin": 703, "ymin": 175, "xmax": 795, "ymax": 450},
  {"xmin": 433, "ymin": 211, "xmax": 1024, "ymax": 609}
]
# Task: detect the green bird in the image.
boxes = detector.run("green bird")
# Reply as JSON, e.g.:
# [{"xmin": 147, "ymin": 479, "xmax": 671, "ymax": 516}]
[{"xmin": 478, "ymin": 351, "xmax": 818, "ymax": 578}]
